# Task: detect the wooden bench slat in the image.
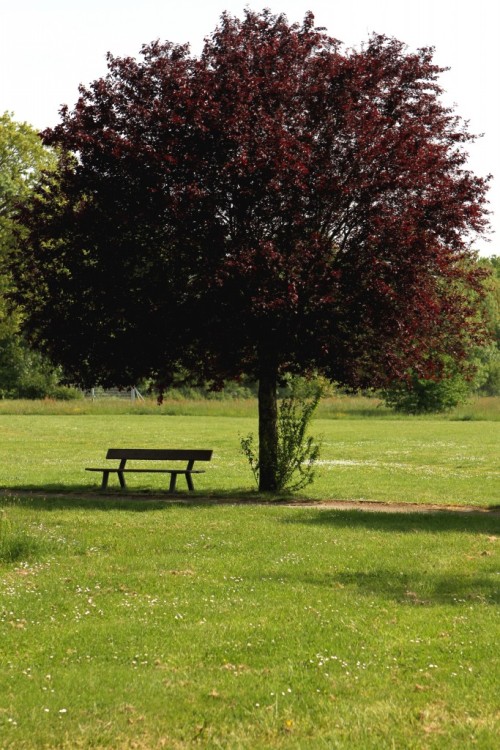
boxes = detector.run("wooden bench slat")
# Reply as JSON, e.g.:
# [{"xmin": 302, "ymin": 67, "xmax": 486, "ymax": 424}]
[
  {"xmin": 86, "ymin": 468, "xmax": 205, "ymax": 474},
  {"xmin": 105, "ymin": 448, "xmax": 212, "ymax": 461}
]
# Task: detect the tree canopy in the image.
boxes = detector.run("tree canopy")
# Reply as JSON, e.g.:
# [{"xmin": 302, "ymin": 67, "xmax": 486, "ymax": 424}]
[{"xmin": 10, "ymin": 10, "xmax": 490, "ymax": 489}]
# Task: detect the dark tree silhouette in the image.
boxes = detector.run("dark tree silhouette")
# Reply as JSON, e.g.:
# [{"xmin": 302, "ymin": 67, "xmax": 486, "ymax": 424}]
[{"xmin": 11, "ymin": 10, "xmax": 490, "ymax": 490}]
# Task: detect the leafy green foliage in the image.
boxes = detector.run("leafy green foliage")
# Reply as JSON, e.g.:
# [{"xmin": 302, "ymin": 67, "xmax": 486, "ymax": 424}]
[
  {"xmin": 0, "ymin": 334, "xmax": 81, "ymax": 399},
  {"xmin": 381, "ymin": 255, "xmax": 500, "ymax": 412},
  {"xmin": 0, "ymin": 112, "xmax": 55, "ymax": 253},
  {"xmin": 241, "ymin": 382, "xmax": 322, "ymax": 491},
  {"xmin": 478, "ymin": 352, "xmax": 500, "ymax": 396},
  {"xmin": 382, "ymin": 370, "xmax": 471, "ymax": 414},
  {"xmin": 239, "ymin": 432, "xmax": 260, "ymax": 486},
  {"xmin": 0, "ymin": 113, "xmax": 63, "ymax": 398},
  {"xmin": 475, "ymin": 256, "xmax": 500, "ymax": 396},
  {"xmin": 276, "ymin": 388, "xmax": 322, "ymax": 491}
]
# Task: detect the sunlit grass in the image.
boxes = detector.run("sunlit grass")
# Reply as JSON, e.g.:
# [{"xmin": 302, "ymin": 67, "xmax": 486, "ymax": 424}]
[
  {"xmin": 0, "ymin": 507, "xmax": 47, "ymax": 563},
  {"xmin": 0, "ymin": 413, "xmax": 498, "ymax": 507},
  {"xmin": 0, "ymin": 500, "xmax": 498, "ymax": 749}
]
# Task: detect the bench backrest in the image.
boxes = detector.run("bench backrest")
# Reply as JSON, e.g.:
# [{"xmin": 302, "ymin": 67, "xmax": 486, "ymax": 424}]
[{"xmin": 105, "ymin": 448, "xmax": 212, "ymax": 462}]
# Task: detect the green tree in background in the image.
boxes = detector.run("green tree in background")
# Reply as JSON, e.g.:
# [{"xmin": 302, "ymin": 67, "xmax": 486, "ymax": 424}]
[
  {"xmin": 476, "ymin": 256, "xmax": 500, "ymax": 396},
  {"xmin": 0, "ymin": 113, "xmax": 63, "ymax": 398},
  {"xmin": 0, "ymin": 112, "xmax": 56, "ymax": 256},
  {"xmin": 382, "ymin": 255, "xmax": 499, "ymax": 413}
]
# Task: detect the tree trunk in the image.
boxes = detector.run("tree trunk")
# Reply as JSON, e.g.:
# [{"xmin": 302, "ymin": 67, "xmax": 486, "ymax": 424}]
[{"xmin": 258, "ymin": 368, "xmax": 278, "ymax": 492}]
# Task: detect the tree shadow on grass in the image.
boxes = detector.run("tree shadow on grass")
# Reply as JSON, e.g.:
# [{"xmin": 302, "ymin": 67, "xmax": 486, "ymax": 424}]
[
  {"xmin": 336, "ymin": 569, "xmax": 499, "ymax": 605},
  {"xmin": 275, "ymin": 511, "xmax": 500, "ymax": 605},
  {"xmin": 1, "ymin": 488, "xmax": 499, "ymax": 534},
  {"xmin": 258, "ymin": 566, "xmax": 499, "ymax": 606},
  {"xmin": 2, "ymin": 492, "xmax": 498, "ymax": 606},
  {"xmin": 0, "ymin": 485, "xmax": 267, "ymax": 512},
  {"xmin": 282, "ymin": 507, "xmax": 500, "ymax": 535}
]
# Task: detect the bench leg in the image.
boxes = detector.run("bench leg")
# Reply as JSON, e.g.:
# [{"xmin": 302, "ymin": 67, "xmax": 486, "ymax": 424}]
[
  {"xmin": 118, "ymin": 471, "xmax": 126, "ymax": 489},
  {"xmin": 169, "ymin": 472, "xmax": 178, "ymax": 493},
  {"xmin": 101, "ymin": 470, "xmax": 110, "ymax": 490},
  {"xmin": 186, "ymin": 472, "xmax": 194, "ymax": 491}
]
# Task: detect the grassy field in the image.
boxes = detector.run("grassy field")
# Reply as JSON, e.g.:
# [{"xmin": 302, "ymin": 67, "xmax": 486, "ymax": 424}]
[
  {"xmin": 0, "ymin": 399, "xmax": 498, "ymax": 506},
  {"xmin": 1, "ymin": 394, "xmax": 500, "ymax": 420},
  {"xmin": 0, "ymin": 499, "xmax": 498, "ymax": 749},
  {"xmin": 0, "ymin": 398, "xmax": 499, "ymax": 748}
]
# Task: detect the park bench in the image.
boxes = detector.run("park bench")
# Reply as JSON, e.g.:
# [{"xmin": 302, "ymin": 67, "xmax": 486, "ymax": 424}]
[{"xmin": 86, "ymin": 448, "xmax": 213, "ymax": 492}]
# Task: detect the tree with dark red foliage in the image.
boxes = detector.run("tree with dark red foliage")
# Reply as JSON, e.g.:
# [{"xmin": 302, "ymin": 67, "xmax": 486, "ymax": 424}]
[{"xmin": 11, "ymin": 10, "xmax": 490, "ymax": 490}]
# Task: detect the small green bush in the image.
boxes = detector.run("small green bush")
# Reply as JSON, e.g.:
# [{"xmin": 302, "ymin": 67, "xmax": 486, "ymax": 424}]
[{"xmin": 241, "ymin": 381, "xmax": 322, "ymax": 492}]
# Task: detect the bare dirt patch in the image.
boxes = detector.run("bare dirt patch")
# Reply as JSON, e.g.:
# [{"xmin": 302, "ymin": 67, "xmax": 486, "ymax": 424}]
[{"xmin": 278, "ymin": 498, "xmax": 500, "ymax": 515}]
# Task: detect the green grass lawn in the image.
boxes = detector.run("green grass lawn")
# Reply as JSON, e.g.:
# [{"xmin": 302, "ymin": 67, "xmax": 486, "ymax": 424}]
[
  {"xmin": 0, "ymin": 409, "xmax": 498, "ymax": 506},
  {"xmin": 0, "ymin": 400, "xmax": 498, "ymax": 748},
  {"xmin": 0, "ymin": 499, "xmax": 498, "ymax": 749}
]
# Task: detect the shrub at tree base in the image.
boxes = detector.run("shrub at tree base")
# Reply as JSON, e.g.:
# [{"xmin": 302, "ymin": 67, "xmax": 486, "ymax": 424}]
[{"xmin": 241, "ymin": 385, "xmax": 322, "ymax": 492}]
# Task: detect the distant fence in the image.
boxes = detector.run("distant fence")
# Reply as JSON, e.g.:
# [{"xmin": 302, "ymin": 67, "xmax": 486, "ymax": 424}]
[{"xmin": 85, "ymin": 387, "xmax": 145, "ymax": 401}]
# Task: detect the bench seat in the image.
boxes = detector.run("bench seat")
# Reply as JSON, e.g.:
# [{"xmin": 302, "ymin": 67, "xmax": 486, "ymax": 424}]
[{"xmin": 86, "ymin": 448, "xmax": 213, "ymax": 492}]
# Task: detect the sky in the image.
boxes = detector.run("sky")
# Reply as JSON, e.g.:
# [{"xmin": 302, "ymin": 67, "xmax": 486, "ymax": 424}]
[{"xmin": 1, "ymin": 0, "xmax": 498, "ymax": 255}]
